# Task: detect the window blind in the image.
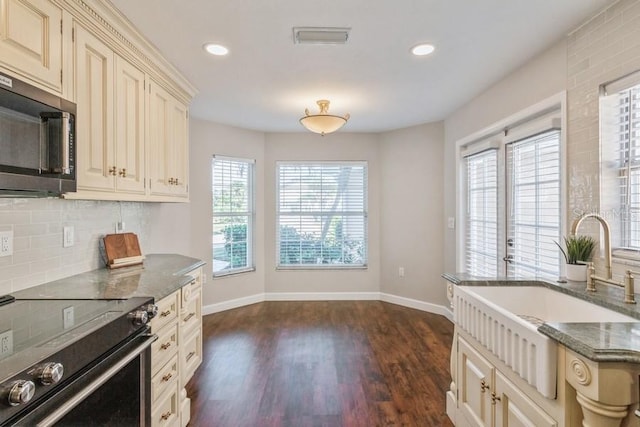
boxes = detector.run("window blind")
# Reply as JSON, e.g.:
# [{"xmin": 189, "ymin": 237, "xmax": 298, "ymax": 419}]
[
  {"xmin": 277, "ymin": 162, "xmax": 367, "ymax": 267},
  {"xmin": 465, "ymin": 149, "xmax": 499, "ymax": 276},
  {"xmin": 602, "ymin": 81, "xmax": 640, "ymax": 249},
  {"xmin": 506, "ymin": 130, "xmax": 561, "ymax": 278},
  {"xmin": 212, "ymin": 156, "xmax": 255, "ymax": 275}
]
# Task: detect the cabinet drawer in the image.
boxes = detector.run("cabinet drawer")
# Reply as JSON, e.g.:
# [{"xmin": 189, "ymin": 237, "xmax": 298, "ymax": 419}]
[
  {"xmin": 151, "ymin": 381, "xmax": 179, "ymax": 427},
  {"xmin": 181, "ymin": 289, "xmax": 201, "ymax": 334},
  {"xmin": 181, "ymin": 328, "xmax": 202, "ymax": 385},
  {"xmin": 151, "ymin": 354, "xmax": 179, "ymax": 404},
  {"xmin": 152, "ymin": 323, "xmax": 179, "ymax": 374},
  {"xmin": 152, "ymin": 291, "xmax": 179, "ymax": 332}
]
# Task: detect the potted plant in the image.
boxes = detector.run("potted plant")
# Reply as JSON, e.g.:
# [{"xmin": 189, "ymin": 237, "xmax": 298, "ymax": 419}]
[{"xmin": 555, "ymin": 235, "xmax": 597, "ymax": 281}]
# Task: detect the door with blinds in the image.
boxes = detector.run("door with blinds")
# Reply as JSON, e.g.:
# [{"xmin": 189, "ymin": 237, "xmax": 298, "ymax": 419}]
[{"xmin": 505, "ymin": 129, "xmax": 561, "ymax": 278}]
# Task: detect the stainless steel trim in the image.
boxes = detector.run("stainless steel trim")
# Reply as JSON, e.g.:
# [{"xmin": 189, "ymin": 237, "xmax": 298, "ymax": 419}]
[
  {"xmin": 35, "ymin": 334, "xmax": 157, "ymax": 427},
  {"xmin": 61, "ymin": 113, "xmax": 71, "ymax": 175}
]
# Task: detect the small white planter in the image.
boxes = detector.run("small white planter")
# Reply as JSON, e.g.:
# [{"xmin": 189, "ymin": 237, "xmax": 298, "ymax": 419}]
[{"xmin": 565, "ymin": 263, "xmax": 587, "ymax": 282}]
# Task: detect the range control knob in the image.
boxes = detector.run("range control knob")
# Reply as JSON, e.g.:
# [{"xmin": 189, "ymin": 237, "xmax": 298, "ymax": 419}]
[
  {"xmin": 129, "ymin": 310, "xmax": 149, "ymax": 326},
  {"xmin": 6, "ymin": 380, "xmax": 35, "ymax": 406},
  {"xmin": 33, "ymin": 362, "xmax": 64, "ymax": 386},
  {"xmin": 145, "ymin": 304, "xmax": 158, "ymax": 319}
]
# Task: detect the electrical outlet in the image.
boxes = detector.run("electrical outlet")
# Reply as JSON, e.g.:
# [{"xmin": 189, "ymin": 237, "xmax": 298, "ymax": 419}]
[
  {"xmin": 63, "ymin": 306, "xmax": 74, "ymax": 329},
  {"xmin": 63, "ymin": 226, "xmax": 74, "ymax": 248},
  {"xmin": 115, "ymin": 222, "xmax": 125, "ymax": 233},
  {"xmin": 447, "ymin": 217, "xmax": 455, "ymax": 229},
  {"xmin": 0, "ymin": 330, "xmax": 13, "ymax": 359},
  {"xmin": 0, "ymin": 231, "xmax": 13, "ymax": 257}
]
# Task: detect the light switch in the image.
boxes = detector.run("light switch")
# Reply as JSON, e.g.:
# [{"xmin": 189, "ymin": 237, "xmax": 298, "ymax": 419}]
[{"xmin": 447, "ymin": 217, "xmax": 455, "ymax": 229}]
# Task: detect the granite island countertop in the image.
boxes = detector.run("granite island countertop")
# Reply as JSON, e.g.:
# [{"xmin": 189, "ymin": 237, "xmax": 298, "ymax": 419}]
[
  {"xmin": 444, "ymin": 272, "xmax": 640, "ymax": 364},
  {"xmin": 13, "ymin": 254, "xmax": 206, "ymax": 301}
]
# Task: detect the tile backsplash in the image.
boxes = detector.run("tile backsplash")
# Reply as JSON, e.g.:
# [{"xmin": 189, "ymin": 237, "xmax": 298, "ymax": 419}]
[{"xmin": 0, "ymin": 198, "xmax": 153, "ymax": 295}]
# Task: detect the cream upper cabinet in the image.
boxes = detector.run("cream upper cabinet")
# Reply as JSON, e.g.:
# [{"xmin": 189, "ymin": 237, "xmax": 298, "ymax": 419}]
[
  {"xmin": 0, "ymin": 0, "xmax": 63, "ymax": 93},
  {"xmin": 114, "ymin": 55, "xmax": 145, "ymax": 194},
  {"xmin": 75, "ymin": 25, "xmax": 145, "ymax": 195},
  {"xmin": 75, "ymin": 24, "xmax": 114, "ymax": 191},
  {"xmin": 149, "ymin": 80, "xmax": 189, "ymax": 198}
]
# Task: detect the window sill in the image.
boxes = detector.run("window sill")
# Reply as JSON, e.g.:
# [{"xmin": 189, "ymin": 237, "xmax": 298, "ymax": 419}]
[
  {"xmin": 276, "ymin": 265, "xmax": 368, "ymax": 271},
  {"xmin": 213, "ymin": 267, "xmax": 256, "ymax": 278},
  {"xmin": 612, "ymin": 249, "xmax": 640, "ymax": 267}
]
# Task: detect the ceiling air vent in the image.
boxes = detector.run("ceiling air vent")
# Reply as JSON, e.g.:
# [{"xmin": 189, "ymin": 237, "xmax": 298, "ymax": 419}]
[{"xmin": 292, "ymin": 27, "xmax": 350, "ymax": 45}]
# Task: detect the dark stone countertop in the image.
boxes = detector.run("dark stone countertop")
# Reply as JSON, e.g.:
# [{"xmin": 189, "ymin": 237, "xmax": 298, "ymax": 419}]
[
  {"xmin": 443, "ymin": 272, "xmax": 640, "ymax": 364},
  {"xmin": 13, "ymin": 254, "xmax": 206, "ymax": 301}
]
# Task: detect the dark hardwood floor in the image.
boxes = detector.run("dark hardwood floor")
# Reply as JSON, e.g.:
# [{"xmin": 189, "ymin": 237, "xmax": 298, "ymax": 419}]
[{"xmin": 186, "ymin": 301, "xmax": 454, "ymax": 427}]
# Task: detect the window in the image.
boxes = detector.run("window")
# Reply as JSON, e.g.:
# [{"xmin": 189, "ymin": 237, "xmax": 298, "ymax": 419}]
[
  {"xmin": 506, "ymin": 130, "xmax": 561, "ymax": 277},
  {"xmin": 277, "ymin": 162, "xmax": 367, "ymax": 268},
  {"xmin": 459, "ymin": 104, "xmax": 563, "ymax": 279},
  {"xmin": 212, "ymin": 156, "xmax": 255, "ymax": 276},
  {"xmin": 465, "ymin": 149, "xmax": 499, "ymax": 276},
  {"xmin": 601, "ymin": 72, "xmax": 640, "ymax": 253}
]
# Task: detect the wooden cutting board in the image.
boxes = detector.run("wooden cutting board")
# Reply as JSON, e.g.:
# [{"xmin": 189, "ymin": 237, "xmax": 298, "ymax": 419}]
[{"xmin": 103, "ymin": 233, "xmax": 144, "ymax": 268}]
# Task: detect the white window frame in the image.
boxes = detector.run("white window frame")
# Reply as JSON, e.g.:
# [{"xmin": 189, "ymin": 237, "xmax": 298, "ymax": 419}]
[
  {"xmin": 212, "ymin": 155, "xmax": 256, "ymax": 277},
  {"xmin": 600, "ymin": 70, "xmax": 640, "ymax": 261},
  {"xmin": 456, "ymin": 92, "xmax": 567, "ymax": 278},
  {"xmin": 276, "ymin": 161, "xmax": 368, "ymax": 270}
]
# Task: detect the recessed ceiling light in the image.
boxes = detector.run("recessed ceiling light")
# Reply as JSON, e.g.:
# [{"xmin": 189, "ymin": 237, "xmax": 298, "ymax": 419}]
[
  {"xmin": 411, "ymin": 43, "xmax": 435, "ymax": 56},
  {"xmin": 203, "ymin": 43, "xmax": 229, "ymax": 56}
]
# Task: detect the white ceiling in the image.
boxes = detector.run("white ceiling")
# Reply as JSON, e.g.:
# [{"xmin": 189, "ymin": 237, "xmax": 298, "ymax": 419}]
[{"xmin": 109, "ymin": 0, "xmax": 614, "ymax": 133}]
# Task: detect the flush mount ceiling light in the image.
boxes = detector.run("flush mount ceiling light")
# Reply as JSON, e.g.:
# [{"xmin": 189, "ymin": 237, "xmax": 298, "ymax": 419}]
[
  {"xmin": 299, "ymin": 100, "xmax": 350, "ymax": 136},
  {"xmin": 411, "ymin": 43, "xmax": 435, "ymax": 56},
  {"xmin": 203, "ymin": 43, "xmax": 229, "ymax": 56},
  {"xmin": 293, "ymin": 27, "xmax": 351, "ymax": 44}
]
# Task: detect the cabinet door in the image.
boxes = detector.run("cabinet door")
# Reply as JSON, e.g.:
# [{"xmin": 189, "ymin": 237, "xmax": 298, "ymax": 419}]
[
  {"xmin": 148, "ymin": 81, "xmax": 173, "ymax": 196},
  {"xmin": 75, "ymin": 24, "xmax": 114, "ymax": 191},
  {"xmin": 458, "ymin": 337, "xmax": 493, "ymax": 427},
  {"xmin": 148, "ymin": 80, "xmax": 189, "ymax": 198},
  {"xmin": 0, "ymin": 0, "xmax": 63, "ymax": 92},
  {"xmin": 170, "ymin": 100, "xmax": 188, "ymax": 196},
  {"xmin": 494, "ymin": 371, "xmax": 557, "ymax": 427},
  {"xmin": 114, "ymin": 55, "xmax": 145, "ymax": 194}
]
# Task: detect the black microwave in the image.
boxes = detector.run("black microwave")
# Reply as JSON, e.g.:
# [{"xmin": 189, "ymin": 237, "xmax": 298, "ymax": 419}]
[{"xmin": 0, "ymin": 72, "xmax": 76, "ymax": 196}]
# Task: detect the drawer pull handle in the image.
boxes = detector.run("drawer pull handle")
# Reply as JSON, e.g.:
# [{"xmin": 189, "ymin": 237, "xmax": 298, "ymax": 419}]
[
  {"xmin": 160, "ymin": 342, "xmax": 172, "ymax": 350},
  {"xmin": 183, "ymin": 313, "xmax": 196, "ymax": 322},
  {"xmin": 160, "ymin": 411, "xmax": 172, "ymax": 421},
  {"xmin": 162, "ymin": 372, "xmax": 173, "ymax": 382},
  {"xmin": 186, "ymin": 351, "xmax": 196, "ymax": 362},
  {"xmin": 160, "ymin": 310, "xmax": 172, "ymax": 318}
]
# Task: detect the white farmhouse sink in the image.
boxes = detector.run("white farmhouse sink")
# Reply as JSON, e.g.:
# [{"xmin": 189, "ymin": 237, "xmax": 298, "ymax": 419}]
[{"xmin": 453, "ymin": 285, "xmax": 637, "ymax": 399}]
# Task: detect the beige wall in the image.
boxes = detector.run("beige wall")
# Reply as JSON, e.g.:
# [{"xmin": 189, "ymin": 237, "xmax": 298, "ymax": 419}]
[
  {"xmin": 189, "ymin": 118, "xmax": 266, "ymax": 307},
  {"xmin": 263, "ymin": 132, "xmax": 382, "ymax": 294},
  {"xmin": 379, "ymin": 123, "xmax": 446, "ymax": 306},
  {"xmin": 443, "ymin": 39, "xmax": 568, "ymax": 272}
]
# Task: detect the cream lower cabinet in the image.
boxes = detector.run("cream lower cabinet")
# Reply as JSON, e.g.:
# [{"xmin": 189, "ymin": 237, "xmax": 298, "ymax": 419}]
[
  {"xmin": 151, "ymin": 267, "xmax": 203, "ymax": 427},
  {"xmin": 74, "ymin": 24, "xmax": 145, "ymax": 196},
  {"xmin": 455, "ymin": 336, "xmax": 557, "ymax": 427},
  {"xmin": 0, "ymin": 0, "xmax": 63, "ymax": 93}
]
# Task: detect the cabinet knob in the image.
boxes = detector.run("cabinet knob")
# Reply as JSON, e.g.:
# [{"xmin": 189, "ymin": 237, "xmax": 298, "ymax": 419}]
[
  {"xmin": 168, "ymin": 178, "xmax": 175, "ymax": 185},
  {"xmin": 119, "ymin": 168, "xmax": 127, "ymax": 177},
  {"xmin": 491, "ymin": 391, "xmax": 501, "ymax": 405},
  {"xmin": 108, "ymin": 166, "xmax": 117, "ymax": 176},
  {"xmin": 480, "ymin": 379, "xmax": 489, "ymax": 392}
]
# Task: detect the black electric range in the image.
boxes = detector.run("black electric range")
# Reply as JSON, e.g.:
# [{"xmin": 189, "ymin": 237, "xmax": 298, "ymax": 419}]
[{"xmin": 0, "ymin": 295, "xmax": 157, "ymax": 425}]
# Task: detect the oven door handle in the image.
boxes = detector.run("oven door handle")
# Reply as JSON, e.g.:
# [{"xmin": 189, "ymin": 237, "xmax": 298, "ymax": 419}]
[{"xmin": 36, "ymin": 333, "xmax": 158, "ymax": 427}]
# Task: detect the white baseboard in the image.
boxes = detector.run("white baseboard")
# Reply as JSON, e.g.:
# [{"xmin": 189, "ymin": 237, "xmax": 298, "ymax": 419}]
[
  {"xmin": 202, "ymin": 291, "xmax": 453, "ymax": 321},
  {"xmin": 380, "ymin": 293, "xmax": 454, "ymax": 321},
  {"xmin": 265, "ymin": 292, "xmax": 380, "ymax": 301},
  {"xmin": 202, "ymin": 293, "xmax": 265, "ymax": 315}
]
